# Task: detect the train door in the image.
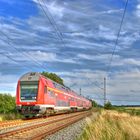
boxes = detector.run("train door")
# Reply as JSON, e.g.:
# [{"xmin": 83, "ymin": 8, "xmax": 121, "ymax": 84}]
[{"xmin": 44, "ymin": 86, "xmax": 47, "ymax": 104}]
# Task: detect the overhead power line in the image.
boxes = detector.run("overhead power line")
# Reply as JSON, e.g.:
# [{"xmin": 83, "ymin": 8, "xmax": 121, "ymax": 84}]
[
  {"xmin": 0, "ymin": 30, "xmax": 49, "ymax": 71},
  {"xmin": 0, "ymin": 38, "xmax": 31, "ymax": 69},
  {"xmin": 107, "ymin": 0, "xmax": 129, "ymax": 74},
  {"xmin": 87, "ymin": 78, "xmax": 104, "ymax": 91},
  {"xmin": 38, "ymin": 0, "xmax": 66, "ymax": 47}
]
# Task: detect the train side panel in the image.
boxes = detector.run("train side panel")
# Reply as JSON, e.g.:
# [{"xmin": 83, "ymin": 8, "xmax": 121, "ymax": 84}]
[{"xmin": 16, "ymin": 72, "xmax": 92, "ymax": 117}]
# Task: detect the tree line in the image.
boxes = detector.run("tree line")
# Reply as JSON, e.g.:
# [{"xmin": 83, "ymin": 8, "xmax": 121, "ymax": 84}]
[{"xmin": 0, "ymin": 94, "xmax": 16, "ymax": 113}]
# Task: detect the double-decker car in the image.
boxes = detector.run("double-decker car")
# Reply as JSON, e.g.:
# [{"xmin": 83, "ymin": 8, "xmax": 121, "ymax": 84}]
[{"xmin": 16, "ymin": 72, "xmax": 92, "ymax": 117}]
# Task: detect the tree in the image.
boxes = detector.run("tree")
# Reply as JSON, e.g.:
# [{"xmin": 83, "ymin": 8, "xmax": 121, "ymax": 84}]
[
  {"xmin": 0, "ymin": 94, "xmax": 16, "ymax": 113},
  {"xmin": 92, "ymin": 100, "xmax": 99, "ymax": 107},
  {"xmin": 41, "ymin": 71, "xmax": 64, "ymax": 85},
  {"xmin": 104, "ymin": 101, "xmax": 113, "ymax": 110}
]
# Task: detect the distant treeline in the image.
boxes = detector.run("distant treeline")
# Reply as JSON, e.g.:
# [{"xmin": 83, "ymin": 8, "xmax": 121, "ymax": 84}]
[
  {"xmin": 113, "ymin": 105, "xmax": 140, "ymax": 107},
  {"xmin": 0, "ymin": 94, "xmax": 16, "ymax": 113}
]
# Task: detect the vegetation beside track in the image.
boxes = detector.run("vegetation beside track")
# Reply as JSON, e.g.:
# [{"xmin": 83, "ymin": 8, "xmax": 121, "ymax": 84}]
[
  {"xmin": 113, "ymin": 106, "xmax": 140, "ymax": 116},
  {"xmin": 0, "ymin": 94, "xmax": 23, "ymax": 121},
  {"xmin": 0, "ymin": 113, "xmax": 23, "ymax": 121},
  {"xmin": 103, "ymin": 101, "xmax": 140, "ymax": 116},
  {"xmin": 78, "ymin": 109, "xmax": 140, "ymax": 140}
]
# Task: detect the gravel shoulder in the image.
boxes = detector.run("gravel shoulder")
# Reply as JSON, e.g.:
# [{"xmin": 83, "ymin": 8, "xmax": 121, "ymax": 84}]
[{"xmin": 45, "ymin": 111, "xmax": 99, "ymax": 140}]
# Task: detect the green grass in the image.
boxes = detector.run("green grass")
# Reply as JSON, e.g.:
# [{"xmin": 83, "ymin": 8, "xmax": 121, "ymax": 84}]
[
  {"xmin": 0, "ymin": 113, "xmax": 23, "ymax": 121},
  {"xmin": 113, "ymin": 107, "xmax": 140, "ymax": 116},
  {"xmin": 78, "ymin": 110, "xmax": 140, "ymax": 140}
]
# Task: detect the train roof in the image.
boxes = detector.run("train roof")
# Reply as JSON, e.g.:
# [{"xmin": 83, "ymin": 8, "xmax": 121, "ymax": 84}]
[
  {"xmin": 20, "ymin": 72, "xmax": 40, "ymax": 81},
  {"xmin": 19, "ymin": 72, "xmax": 90, "ymax": 102}
]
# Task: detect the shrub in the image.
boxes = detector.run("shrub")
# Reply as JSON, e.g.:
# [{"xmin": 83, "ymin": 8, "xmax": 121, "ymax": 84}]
[{"xmin": 104, "ymin": 101, "xmax": 113, "ymax": 110}]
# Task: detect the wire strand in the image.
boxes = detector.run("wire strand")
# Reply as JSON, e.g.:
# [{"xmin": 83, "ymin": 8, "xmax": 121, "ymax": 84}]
[{"xmin": 107, "ymin": 0, "xmax": 129, "ymax": 74}]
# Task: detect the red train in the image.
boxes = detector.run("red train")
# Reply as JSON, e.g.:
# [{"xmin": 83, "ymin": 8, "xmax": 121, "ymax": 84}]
[{"xmin": 16, "ymin": 72, "xmax": 92, "ymax": 117}]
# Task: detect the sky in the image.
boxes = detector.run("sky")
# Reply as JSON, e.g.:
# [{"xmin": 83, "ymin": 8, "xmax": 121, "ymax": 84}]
[{"xmin": 0, "ymin": 0, "xmax": 140, "ymax": 105}]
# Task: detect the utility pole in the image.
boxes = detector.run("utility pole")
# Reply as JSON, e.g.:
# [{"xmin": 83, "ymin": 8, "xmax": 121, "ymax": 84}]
[
  {"xmin": 80, "ymin": 88, "xmax": 81, "ymax": 95},
  {"xmin": 104, "ymin": 77, "xmax": 106, "ymax": 106}
]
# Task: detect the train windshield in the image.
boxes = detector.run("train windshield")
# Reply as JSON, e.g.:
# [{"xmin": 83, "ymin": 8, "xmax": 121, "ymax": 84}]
[{"xmin": 20, "ymin": 81, "xmax": 38, "ymax": 101}]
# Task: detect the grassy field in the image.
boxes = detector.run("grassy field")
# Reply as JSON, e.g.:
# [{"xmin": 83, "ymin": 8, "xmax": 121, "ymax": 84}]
[
  {"xmin": 0, "ymin": 113, "xmax": 23, "ymax": 121},
  {"xmin": 114, "ymin": 107, "xmax": 140, "ymax": 116},
  {"xmin": 79, "ymin": 110, "xmax": 140, "ymax": 140},
  {"xmin": 125, "ymin": 107, "xmax": 140, "ymax": 110}
]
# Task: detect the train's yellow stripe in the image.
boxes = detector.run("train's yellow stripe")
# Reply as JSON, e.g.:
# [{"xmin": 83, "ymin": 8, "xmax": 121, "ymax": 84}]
[
  {"xmin": 47, "ymin": 87, "xmax": 87, "ymax": 102},
  {"xmin": 47, "ymin": 87, "xmax": 63, "ymax": 94}
]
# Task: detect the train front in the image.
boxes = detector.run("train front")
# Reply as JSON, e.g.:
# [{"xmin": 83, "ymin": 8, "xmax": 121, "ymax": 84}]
[{"xmin": 16, "ymin": 72, "xmax": 42, "ymax": 117}]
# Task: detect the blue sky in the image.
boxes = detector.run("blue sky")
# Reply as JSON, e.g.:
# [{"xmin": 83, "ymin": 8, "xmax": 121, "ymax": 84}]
[{"xmin": 0, "ymin": 0, "xmax": 140, "ymax": 105}]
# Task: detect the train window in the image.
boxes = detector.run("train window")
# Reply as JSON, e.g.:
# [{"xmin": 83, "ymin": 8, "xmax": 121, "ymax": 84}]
[
  {"xmin": 53, "ymin": 82, "xmax": 56, "ymax": 88},
  {"xmin": 44, "ymin": 86, "xmax": 47, "ymax": 94},
  {"xmin": 20, "ymin": 83, "xmax": 38, "ymax": 101},
  {"xmin": 48, "ymin": 90, "xmax": 55, "ymax": 97}
]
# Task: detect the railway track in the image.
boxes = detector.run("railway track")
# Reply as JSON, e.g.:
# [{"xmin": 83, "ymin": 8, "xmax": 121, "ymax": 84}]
[
  {"xmin": 0, "ymin": 111, "xmax": 91, "ymax": 140},
  {"xmin": 0, "ymin": 118, "xmax": 41, "ymax": 128},
  {"xmin": 0, "ymin": 113, "xmax": 72, "ymax": 132}
]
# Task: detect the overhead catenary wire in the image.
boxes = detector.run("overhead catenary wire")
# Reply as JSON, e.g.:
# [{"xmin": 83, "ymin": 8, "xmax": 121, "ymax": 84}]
[
  {"xmin": 92, "ymin": 81, "xmax": 104, "ymax": 91},
  {"xmin": 101, "ymin": 0, "xmax": 129, "ymax": 105},
  {"xmin": 86, "ymin": 79, "xmax": 104, "ymax": 102},
  {"xmin": 41, "ymin": 0, "xmax": 63, "ymax": 36},
  {"xmin": 107, "ymin": 0, "xmax": 129, "ymax": 74},
  {"xmin": 0, "ymin": 38, "xmax": 32, "ymax": 69},
  {"xmin": 38, "ymin": 0, "xmax": 66, "ymax": 47},
  {"xmin": 0, "ymin": 30, "xmax": 49, "ymax": 71}
]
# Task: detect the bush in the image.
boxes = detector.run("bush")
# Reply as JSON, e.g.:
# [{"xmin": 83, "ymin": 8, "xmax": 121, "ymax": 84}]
[
  {"xmin": 0, "ymin": 94, "xmax": 16, "ymax": 113},
  {"xmin": 92, "ymin": 100, "xmax": 99, "ymax": 107},
  {"xmin": 0, "ymin": 113, "xmax": 23, "ymax": 121},
  {"xmin": 104, "ymin": 101, "xmax": 113, "ymax": 110}
]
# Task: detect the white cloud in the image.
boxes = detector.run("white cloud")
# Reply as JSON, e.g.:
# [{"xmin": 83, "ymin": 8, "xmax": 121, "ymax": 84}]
[
  {"xmin": 10, "ymin": 50, "xmax": 77, "ymax": 64},
  {"xmin": 100, "ymin": 9, "xmax": 123, "ymax": 14},
  {"xmin": 123, "ymin": 58, "xmax": 140, "ymax": 66},
  {"xmin": 33, "ymin": 0, "xmax": 64, "ymax": 19},
  {"xmin": 98, "ymin": 25, "xmax": 116, "ymax": 41},
  {"xmin": 107, "ymin": 70, "xmax": 140, "ymax": 98},
  {"xmin": 135, "ymin": 3, "xmax": 140, "ymax": 17},
  {"xmin": 77, "ymin": 53, "xmax": 120, "ymax": 64},
  {"xmin": 0, "ymin": 73, "xmax": 18, "ymax": 95}
]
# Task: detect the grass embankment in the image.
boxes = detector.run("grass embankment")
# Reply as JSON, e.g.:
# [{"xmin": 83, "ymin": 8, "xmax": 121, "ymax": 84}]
[
  {"xmin": 115, "ymin": 107, "xmax": 140, "ymax": 116},
  {"xmin": 0, "ymin": 113, "xmax": 23, "ymax": 121},
  {"xmin": 79, "ymin": 110, "xmax": 140, "ymax": 140}
]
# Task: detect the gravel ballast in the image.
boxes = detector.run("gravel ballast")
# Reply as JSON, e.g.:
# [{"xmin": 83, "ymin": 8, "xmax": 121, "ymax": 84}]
[{"xmin": 45, "ymin": 118, "xmax": 86, "ymax": 140}]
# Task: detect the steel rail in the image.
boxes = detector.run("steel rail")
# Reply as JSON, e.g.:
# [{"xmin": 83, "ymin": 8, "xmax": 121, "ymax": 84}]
[
  {"xmin": 0, "ymin": 111, "xmax": 91, "ymax": 139},
  {"xmin": 32, "ymin": 111, "xmax": 91, "ymax": 140}
]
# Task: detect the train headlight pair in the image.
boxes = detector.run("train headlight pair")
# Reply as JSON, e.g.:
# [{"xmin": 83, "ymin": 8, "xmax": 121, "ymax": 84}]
[{"xmin": 21, "ymin": 97, "xmax": 25, "ymax": 99}]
